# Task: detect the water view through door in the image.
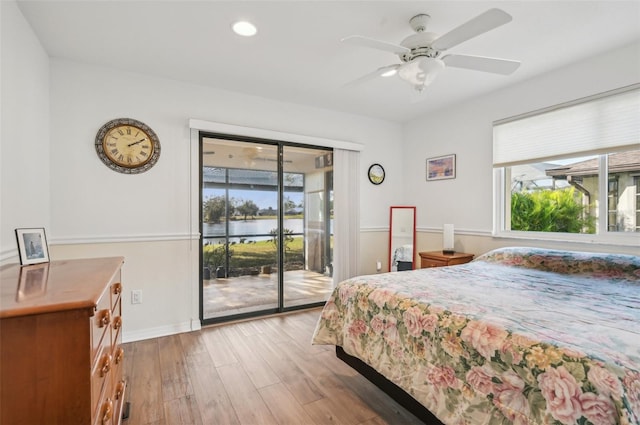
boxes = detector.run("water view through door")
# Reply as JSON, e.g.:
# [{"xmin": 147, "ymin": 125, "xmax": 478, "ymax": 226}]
[{"xmin": 200, "ymin": 136, "xmax": 334, "ymax": 322}]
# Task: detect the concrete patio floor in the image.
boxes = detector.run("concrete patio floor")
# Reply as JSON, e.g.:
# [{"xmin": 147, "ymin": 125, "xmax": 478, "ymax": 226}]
[{"xmin": 202, "ymin": 269, "xmax": 333, "ymax": 319}]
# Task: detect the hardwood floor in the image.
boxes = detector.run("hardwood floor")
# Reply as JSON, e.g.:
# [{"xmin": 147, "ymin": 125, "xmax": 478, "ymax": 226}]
[{"xmin": 122, "ymin": 308, "xmax": 424, "ymax": 425}]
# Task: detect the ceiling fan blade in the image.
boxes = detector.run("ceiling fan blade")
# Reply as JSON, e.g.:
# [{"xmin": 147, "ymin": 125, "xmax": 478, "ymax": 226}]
[
  {"xmin": 342, "ymin": 35, "xmax": 410, "ymax": 54},
  {"xmin": 432, "ymin": 8, "xmax": 512, "ymax": 51},
  {"xmin": 343, "ymin": 64, "xmax": 401, "ymax": 87},
  {"xmin": 442, "ymin": 54, "xmax": 520, "ymax": 75}
]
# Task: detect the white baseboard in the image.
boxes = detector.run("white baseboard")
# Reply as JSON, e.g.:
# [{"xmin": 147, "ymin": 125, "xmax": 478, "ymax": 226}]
[
  {"xmin": 191, "ymin": 318, "xmax": 202, "ymax": 331},
  {"xmin": 122, "ymin": 320, "xmax": 198, "ymax": 343}
]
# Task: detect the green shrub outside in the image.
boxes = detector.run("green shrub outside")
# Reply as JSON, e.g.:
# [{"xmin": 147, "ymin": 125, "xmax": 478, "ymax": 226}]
[{"xmin": 511, "ymin": 187, "xmax": 595, "ymax": 233}]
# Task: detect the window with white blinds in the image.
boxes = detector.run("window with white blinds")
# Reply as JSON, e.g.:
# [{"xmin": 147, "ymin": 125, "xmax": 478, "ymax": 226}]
[
  {"xmin": 493, "ymin": 85, "xmax": 640, "ymax": 167},
  {"xmin": 492, "ymin": 84, "xmax": 640, "ymax": 244}
]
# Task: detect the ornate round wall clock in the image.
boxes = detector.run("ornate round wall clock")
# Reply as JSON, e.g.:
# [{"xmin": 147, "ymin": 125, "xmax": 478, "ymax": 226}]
[
  {"xmin": 368, "ymin": 163, "xmax": 385, "ymax": 185},
  {"xmin": 95, "ymin": 118, "xmax": 161, "ymax": 174}
]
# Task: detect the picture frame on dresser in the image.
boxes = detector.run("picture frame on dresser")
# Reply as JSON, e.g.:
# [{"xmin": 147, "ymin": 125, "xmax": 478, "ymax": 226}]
[
  {"xmin": 15, "ymin": 227, "xmax": 50, "ymax": 265},
  {"xmin": 426, "ymin": 154, "xmax": 456, "ymax": 181}
]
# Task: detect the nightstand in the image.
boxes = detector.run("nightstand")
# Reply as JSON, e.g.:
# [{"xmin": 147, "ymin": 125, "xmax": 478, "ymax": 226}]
[{"xmin": 419, "ymin": 251, "xmax": 474, "ymax": 268}]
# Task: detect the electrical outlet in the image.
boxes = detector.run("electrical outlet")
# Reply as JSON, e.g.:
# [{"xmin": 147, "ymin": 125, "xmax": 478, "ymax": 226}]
[
  {"xmin": 131, "ymin": 290, "xmax": 142, "ymax": 304},
  {"xmin": 376, "ymin": 260, "xmax": 382, "ymax": 272}
]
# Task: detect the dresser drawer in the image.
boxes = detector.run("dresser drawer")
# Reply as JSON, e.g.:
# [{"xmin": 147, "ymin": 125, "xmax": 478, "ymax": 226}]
[
  {"xmin": 111, "ymin": 329, "xmax": 124, "ymax": 398},
  {"xmin": 94, "ymin": 392, "xmax": 114, "ymax": 425},
  {"xmin": 95, "ymin": 379, "xmax": 124, "ymax": 425},
  {"xmin": 111, "ymin": 280, "xmax": 122, "ymax": 311},
  {"xmin": 92, "ymin": 290, "xmax": 112, "ymax": 363},
  {"xmin": 111, "ymin": 345, "xmax": 126, "ymax": 425},
  {"xmin": 112, "ymin": 346, "xmax": 124, "ymax": 385},
  {"xmin": 91, "ymin": 344, "xmax": 113, "ymax": 415},
  {"xmin": 111, "ymin": 296, "xmax": 122, "ymax": 345},
  {"xmin": 112, "ymin": 378, "xmax": 127, "ymax": 425}
]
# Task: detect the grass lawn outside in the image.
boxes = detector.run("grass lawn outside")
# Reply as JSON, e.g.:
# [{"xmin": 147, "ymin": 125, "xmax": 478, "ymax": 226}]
[{"xmin": 205, "ymin": 237, "xmax": 304, "ymax": 277}]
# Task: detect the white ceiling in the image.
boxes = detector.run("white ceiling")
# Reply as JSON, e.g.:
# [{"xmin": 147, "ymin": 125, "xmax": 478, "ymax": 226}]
[{"xmin": 17, "ymin": 1, "xmax": 640, "ymax": 123}]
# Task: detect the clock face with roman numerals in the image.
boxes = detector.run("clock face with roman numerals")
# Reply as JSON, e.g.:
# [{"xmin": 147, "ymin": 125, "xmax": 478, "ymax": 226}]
[{"xmin": 95, "ymin": 118, "xmax": 160, "ymax": 174}]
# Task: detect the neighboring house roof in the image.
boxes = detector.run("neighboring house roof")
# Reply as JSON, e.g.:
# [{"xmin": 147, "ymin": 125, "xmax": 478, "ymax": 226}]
[
  {"xmin": 511, "ymin": 162, "xmax": 570, "ymax": 190},
  {"xmin": 546, "ymin": 150, "xmax": 640, "ymax": 178}
]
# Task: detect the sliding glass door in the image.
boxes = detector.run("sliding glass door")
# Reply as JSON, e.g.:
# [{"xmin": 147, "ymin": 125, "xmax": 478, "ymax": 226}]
[
  {"xmin": 200, "ymin": 135, "xmax": 333, "ymax": 323},
  {"xmin": 282, "ymin": 145, "xmax": 333, "ymax": 308}
]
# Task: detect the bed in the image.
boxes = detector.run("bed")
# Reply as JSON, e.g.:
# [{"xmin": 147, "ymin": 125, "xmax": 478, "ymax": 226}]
[{"xmin": 311, "ymin": 247, "xmax": 640, "ymax": 424}]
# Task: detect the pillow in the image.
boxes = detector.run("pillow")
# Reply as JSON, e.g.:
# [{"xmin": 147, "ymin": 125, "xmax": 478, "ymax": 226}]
[{"xmin": 475, "ymin": 247, "xmax": 640, "ymax": 281}]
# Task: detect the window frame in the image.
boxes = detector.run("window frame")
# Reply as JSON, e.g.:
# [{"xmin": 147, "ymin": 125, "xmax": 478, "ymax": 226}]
[
  {"xmin": 607, "ymin": 176, "xmax": 619, "ymax": 232},
  {"xmin": 635, "ymin": 176, "xmax": 640, "ymax": 232},
  {"xmin": 493, "ymin": 154, "xmax": 639, "ymax": 247}
]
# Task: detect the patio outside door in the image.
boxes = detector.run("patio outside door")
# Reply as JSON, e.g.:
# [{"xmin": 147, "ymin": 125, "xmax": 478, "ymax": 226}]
[{"xmin": 200, "ymin": 135, "xmax": 333, "ymax": 323}]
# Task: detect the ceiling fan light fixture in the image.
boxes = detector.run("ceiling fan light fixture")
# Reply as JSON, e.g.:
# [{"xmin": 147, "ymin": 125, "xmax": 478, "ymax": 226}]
[
  {"xmin": 398, "ymin": 57, "xmax": 445, "ymax": 90},
  {"xmin": 342, "ymin": 9, "xmax": 519, "ymax": 92},
  {"xmin": 232, "ymin": 20, "xmax": 257, "ymax": 37}
]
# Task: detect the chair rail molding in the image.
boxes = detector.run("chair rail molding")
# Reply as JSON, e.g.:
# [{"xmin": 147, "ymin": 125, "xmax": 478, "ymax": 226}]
[{"xmin": 50, "ymin": 232, "xmax": 199, "ymax": 245}]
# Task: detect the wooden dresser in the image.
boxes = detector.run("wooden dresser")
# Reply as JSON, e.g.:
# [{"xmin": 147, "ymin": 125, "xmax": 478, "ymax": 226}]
[
  {"xmin": 0, "ymin": 257, "xmax": 126, "ymax": 425},
  {"xmin": 419, "ymin": 251, "xmax": 474, "ymax": 268}
]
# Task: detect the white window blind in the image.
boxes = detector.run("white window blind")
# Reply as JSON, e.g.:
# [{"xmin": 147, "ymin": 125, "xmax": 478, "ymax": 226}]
[
  {"xmin": 493, "ymin": 85, "xmax": 640, "ymax": 167},
  {"xmin": 332, "ymin": 148, "xmax": 360, "ymax": 284}
]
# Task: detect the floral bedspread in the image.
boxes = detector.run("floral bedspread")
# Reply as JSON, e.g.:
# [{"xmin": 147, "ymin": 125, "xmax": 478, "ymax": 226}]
[{"xmin": 312, "ymin": 247, "xmax": 640, "ymax": 425}]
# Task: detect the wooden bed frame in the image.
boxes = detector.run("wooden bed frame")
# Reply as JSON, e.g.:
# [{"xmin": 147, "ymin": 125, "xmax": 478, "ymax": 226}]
[{"xmin": 336, "ymin": 346, "xmax": 444, "ymax": 424}]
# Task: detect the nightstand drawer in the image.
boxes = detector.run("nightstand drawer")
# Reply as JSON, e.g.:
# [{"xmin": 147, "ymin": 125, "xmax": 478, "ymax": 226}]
[
  {"xmin": 419, "ymin": 251, "xmax": 474, "ymax": 268},
  {"xmin": 422, "ymin": 258, "xmax": 447, "ymax": 268}
]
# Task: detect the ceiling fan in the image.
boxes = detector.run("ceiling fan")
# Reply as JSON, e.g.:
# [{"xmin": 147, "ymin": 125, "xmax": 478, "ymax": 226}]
[{"xmin": 343, "ymin": 8, "xmax": 521, "ymax": 92}]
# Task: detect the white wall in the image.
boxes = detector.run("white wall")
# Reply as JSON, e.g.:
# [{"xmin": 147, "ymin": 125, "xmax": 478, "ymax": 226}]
[
  {"xmin": 44, "ymin": 58, "xmax": 403, "ymax": 341},
  {"xmin": 0, "ymin": 0, "xmax": 50, "ymax": 260},
  {"xmin": 405, "ymin": 41, "xmax": 640, "ymax": 257},
  {"xmin": 48, "ymin": 60, "xmax": 403, "ymax": 239}
]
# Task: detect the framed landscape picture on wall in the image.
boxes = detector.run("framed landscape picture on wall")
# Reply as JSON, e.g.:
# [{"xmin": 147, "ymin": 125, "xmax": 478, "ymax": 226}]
[{"xmin": 426, "ymin": 154, "xmax": 456, "ymax": 181}]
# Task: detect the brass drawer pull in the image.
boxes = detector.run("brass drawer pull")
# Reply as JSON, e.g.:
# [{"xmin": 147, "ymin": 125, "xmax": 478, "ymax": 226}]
[
  {"xmin": 100, "ymin": 354, "xmax": 112, "ymax": 378},
  {"xmin": 101, "ymin": 398, "xmax": 113, "ymax": 424},
  {"xmin": 98, "ymin": 309, "xmax": 111, "ymax": 328},
  {"xmin": 115, "ymin": 380, "xmax": 126, "ymax": 400},
  {"xmin": 112, "ymin": 316, "xmax": 122, "ymax": 331},
  {"xmin": 114, "ymin": 347, "xmax": 124, "ymax": 365}
]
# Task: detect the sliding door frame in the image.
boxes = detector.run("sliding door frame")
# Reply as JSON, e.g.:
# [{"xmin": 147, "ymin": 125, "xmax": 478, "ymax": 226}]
[{"xmin": 198, "ymin": 131, "xmax": 332, "ymax": 325}]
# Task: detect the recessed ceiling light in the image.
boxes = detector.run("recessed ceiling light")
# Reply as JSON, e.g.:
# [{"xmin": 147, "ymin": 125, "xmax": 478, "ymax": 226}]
[{"xmin": 232, "ymin": 21, "xmax": 257, "ymax": 37}]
